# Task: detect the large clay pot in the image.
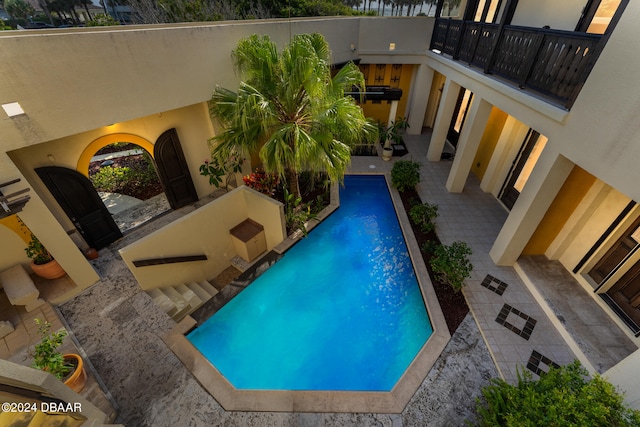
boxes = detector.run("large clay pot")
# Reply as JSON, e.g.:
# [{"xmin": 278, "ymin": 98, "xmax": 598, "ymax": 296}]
[
  {"xmin": 30, "ymin": 259, "xmax": 66, "ymax": 280},
  {"xmin": 63, "ymin": 354, "xmax": 87, "ymax": 393}
]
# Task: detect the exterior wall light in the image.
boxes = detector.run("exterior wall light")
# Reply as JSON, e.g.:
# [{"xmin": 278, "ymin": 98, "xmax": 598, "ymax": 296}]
[{"xmin": 2, "ymin": 102, "xmax": 25, "ymax": 117}]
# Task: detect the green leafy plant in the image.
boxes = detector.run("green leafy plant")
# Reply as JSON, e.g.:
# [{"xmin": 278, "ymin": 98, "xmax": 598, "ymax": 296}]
[
  {"xmin": 476, "ymin": 361, "xmax": 640, "ymax": 427},
  {"xmin": 391, "ymin": 160, "xmax": 421, "ymax": 192},
  {"xmin": 199, "ymin": 151, "xmax": 244, "ymax": 191},
  {"xmin": 25, "ymin": 234, "xmax": 54, "ymax": 265},
  {"xmin": 30, "ymin": 319, "xmax": 73, "ymax": 380},
  {"xmin": 409, "ymin": 201, "xmax": 439, "ymax": 233},
  {"xmin": 428, "ymin": 241, "xmax": 473, "ymax": 292},
  {"xmin": 284, "ymin": 189, "xmax": 316, "ymax": 237}
]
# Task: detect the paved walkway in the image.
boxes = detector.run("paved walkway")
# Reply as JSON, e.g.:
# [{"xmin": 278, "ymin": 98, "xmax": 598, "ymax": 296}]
[{"xmin": 350, "ymin": 130, "xmax": 636, "ymax": 383}]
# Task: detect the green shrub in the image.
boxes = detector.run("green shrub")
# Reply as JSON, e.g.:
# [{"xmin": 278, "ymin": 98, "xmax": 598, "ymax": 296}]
[
  {"xmin": 476, "ymin": 361, "xmax": 640, "ymax": 427},
  {"xmin": 428, "ymin": 241, "xmax": 473, "ymax": 292},
  {"xmin": 91, "ymin": 166, "xmax": 133, "ymax": 192},
  {"xmin": 391, "ymin": 160, "xmax": 421, "ymax": 192},
  {"xmin": 409, "ymin": 202, "xmax": 439, "ymax": 233}
]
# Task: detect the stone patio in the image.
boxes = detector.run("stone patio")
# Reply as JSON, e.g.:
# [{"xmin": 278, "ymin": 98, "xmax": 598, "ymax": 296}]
[{"xmin": 48, "ymin": 129, "xmax": 637, "ymax": 425}]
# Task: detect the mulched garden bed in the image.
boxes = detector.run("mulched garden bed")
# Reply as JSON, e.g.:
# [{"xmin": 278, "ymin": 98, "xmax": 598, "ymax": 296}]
[
  {"xmin": 399, "ymin": 187, "xmax": 470, "ymax": 335},
  {"xmin": 89, "ymin": 154, "xmax": 164, "ymax": 200}
]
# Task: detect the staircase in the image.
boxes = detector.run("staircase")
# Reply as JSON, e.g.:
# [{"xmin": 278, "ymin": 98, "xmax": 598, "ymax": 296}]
[{"xmin": 146, "ymin": 280, "xmax": 219, "ymax": 322}]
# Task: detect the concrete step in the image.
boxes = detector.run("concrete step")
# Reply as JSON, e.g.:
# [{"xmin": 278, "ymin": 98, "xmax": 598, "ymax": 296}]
[
  {"xmin": 198, "ymin": 280, "xmax": 219, "ymax": 298},
  {"xmin": 147, "ymin": 288, "xmax": 177, "ymax": 317},
  {"xmin": 176, "ymin": 283, "xmax": 202, "ymax": 310},
  {"xmin": 187, "ymin": 281, "xmax": 213, "ymax": 303},
  {"xmin": 161, "ymin": 287, "xmax": 191, "ymax": 322}
]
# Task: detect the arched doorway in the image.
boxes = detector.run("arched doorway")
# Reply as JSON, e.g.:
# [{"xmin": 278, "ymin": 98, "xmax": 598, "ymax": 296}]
[
  {"xmin": 76, "ymin": 129, "xmax": 199, "ymax": 234},
  {"xmin": 80, "ymin": 135, "xmax": 169, "ymax": 234}
]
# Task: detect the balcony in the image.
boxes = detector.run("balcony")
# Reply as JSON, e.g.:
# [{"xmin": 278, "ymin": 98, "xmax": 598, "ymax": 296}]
[{"xmin": 430, "ymin": 18, "xmax": 603, "ymax": 109}]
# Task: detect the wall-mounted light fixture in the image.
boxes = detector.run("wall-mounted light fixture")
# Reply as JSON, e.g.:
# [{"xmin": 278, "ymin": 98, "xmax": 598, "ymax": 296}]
[
  {"xmin": 2, "ymin": 102, "xmax": 25, "ymax": 117},
  {"xmin": 389, "ymin": 43, "xmax": 396, "ymax": 51},
  {"xmin": 350, "ymin": 44, "xmax": 356, "ymax": 52}
]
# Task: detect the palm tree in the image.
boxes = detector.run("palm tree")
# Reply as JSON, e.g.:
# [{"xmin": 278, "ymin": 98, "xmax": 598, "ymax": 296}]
[{"xmin": 209, "ymin": 33, "xmax": 377, "ymax": 198}]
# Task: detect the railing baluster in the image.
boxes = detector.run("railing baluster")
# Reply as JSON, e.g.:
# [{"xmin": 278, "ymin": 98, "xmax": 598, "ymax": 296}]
[{"xmin": 430, "ymin": 18, "xmax": 602, "ymax": 108}]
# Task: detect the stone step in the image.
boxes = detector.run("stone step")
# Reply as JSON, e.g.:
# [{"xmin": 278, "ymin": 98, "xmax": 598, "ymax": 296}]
[
  {"xmin": 175, "ymin": 283, "xmax": 202, "ymax": 310},
  {"xmin": 198, "ymin": 280, "xmax": 219, "ymax": 297},
  {"xmin": 147, "ymin": 288, "xmax": 177, "ymax": 317},
  {"xmin": 187, "ymin": 281, "xmax": 213, "ymax": 303},
  {"xmin": 161, "ymin": 286, "xmax": 191, "ymax": 322}
]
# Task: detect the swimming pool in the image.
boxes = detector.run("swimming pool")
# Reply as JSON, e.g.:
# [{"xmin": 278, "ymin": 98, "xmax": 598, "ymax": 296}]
[{"xmin": 187, "ymin": 175, "xmax": 432, "ymax": 391}]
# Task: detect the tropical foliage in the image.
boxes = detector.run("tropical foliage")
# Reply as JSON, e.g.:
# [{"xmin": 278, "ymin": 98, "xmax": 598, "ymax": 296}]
[
  {"xmin": 4, "ymin": 0, "xmax": 35, "ymax": 21},
  {"xmin": 209, "ymin": 33, "xmax": 377, "ymax": 198},
  {"xmin": 427, "ymin": 240, "xmax": 472, "ymax": 292},
  {"xmin": 476, "ymin": 361, "xmax": 640, "ymax": 427},
  {"xmin": 409, "ymin": 201, "xmax": 438, "ymax": 233},
  {"xmin": 391, "ymin": 160, "xmax": 421, "ymax": 192}
]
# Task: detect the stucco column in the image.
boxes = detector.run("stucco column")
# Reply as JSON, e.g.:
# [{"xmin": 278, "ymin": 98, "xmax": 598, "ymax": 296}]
[
  {"xmin": 480, "ymin": 116, "xmax": 530, "ymax": 196},
  {"xmin": 445, "ymin": 97, "xmax": 493, "ymax": 193},
  {"xmin": 604, "ymin": 349, "xmax": 640, "ymax": 409},
  {"xmin": 490, "ymin": 149, "xmax": 574, "ymax": 265},
  {"xmin": 387, "ymin": 100, "xmax": 399, "ymax": 126},
  {"xmin": 406, "ymin": 64, "xmax": 434, "ymax": 135},
  {"xmin": 427, "ymin": 79, "xmax": 461, "ymax": 161}
]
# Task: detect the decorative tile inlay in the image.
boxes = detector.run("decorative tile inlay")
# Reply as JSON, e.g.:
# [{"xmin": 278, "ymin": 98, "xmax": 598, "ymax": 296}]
[
  {"xmin": 527, "ymin": 350, "xmax": 560, "ymax": 376},
  {"xmin": 481, "ymin": 274, "xmax": 508, "ymax": 295},
  {"xmin": 495, "ymin": 304, "xmax": 537, "ymax": 340}
]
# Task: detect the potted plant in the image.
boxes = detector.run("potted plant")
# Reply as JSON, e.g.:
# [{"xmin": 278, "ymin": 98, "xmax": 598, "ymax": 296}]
[
  {"xmin": 379, "ymin": 122, "xmax": 394, "ymax": 161},
  {"xmin": 30, "ymin": 319, "xmax": 87, "ymax": 393},
  {"xmin": 25, "ymin": 233, "xmax": 66, "ymax": 279}
]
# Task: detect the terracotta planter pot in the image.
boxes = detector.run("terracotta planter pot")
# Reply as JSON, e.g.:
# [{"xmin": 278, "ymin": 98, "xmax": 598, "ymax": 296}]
[
  {"xmin": 84, "ymin": 248, "xmax": 99, "ymax": 260},
  {"xmin": 30, "ymin": 259, "xmax": 66, "ymax": 280},
  {"xmin": 63, "ymin": 354, "xmax": 87, "ymax": 393}
]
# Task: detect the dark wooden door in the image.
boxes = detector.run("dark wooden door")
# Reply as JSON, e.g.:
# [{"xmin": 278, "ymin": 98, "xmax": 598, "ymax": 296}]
[
  {"xmin": 154, "ymin": 128, "xmax": 198, "ymax": 210},
  {"xmin": 499, "ymin": 129, "xmax": 540, "ymax": 210},
  {"xmin": 35, "ymin": 166, "xmax": 122, "ymax": 249},
  {"xmin": 606, "ymin": 261, "xmax": 640, "ymax": 327},
  {"xmin": 589, "ymin": 215, "xmax": 640, "ymax": 284}
]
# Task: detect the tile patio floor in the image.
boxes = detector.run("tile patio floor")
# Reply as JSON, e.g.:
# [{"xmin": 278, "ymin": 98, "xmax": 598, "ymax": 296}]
[
  {"xmin": 349, "ymin": 130, "xmax": 636, "ymax": 383},
  {"xmin": 43, "ymin": 129, "xmax": 636, "ymax": 425}
]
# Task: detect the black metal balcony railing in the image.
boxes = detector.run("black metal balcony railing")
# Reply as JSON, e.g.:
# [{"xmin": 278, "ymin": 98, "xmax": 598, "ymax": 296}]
[{"xmin": 431, "ymin": 18, "xmax": 603, "ymax": 109}]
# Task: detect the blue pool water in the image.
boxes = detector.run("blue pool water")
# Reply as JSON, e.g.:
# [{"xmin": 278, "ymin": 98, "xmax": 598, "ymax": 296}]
[{"xmin": 187, "ymin": 175, "xmax": 432, "ymax": 391}]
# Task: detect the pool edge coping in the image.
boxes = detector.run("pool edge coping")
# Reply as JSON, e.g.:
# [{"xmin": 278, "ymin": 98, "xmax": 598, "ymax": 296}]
[{"xmin": 163, "ymin": 173, "xmax": 451, "ymax": 413}]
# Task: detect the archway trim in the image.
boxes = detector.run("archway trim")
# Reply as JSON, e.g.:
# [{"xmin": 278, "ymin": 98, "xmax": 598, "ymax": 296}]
[{"xmin": 77, "ymin": 133, "xmax": 155, "ymax": 177}]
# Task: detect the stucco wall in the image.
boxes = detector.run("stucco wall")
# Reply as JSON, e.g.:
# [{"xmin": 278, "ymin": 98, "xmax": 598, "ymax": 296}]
[
  {"xmin": 119, "ymin": 186, "xmax": 285, "ymax": 290},
  {"xmin": 511, "ymin": 0, "xmax": 584, "ymax": 30},
  {"xmin": 8, "ymin": 103, "xmax": 214, "ymax": 232}
]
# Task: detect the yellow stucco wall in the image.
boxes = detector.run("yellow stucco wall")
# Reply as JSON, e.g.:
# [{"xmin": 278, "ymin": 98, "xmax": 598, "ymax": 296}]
[
  {"xmin": 119, "ymin": 186, "xmax": 285, "ymax": 290},
  {"xmin": 358, "ymin": 64, "xmax": 414, "ymax": 125},
  {"xmin": 471, "ymin": 107, "xmax": 508, "ymax": 180},
  {"xmin": 523, "ymin": 166, "xmax": 597, "ymax": 255},
  {"xmin": 8, "ymin": 103, "xmax": 214, "ymax": 233},
  {"xmin": 0, "ymin": 216, "xmax": 31, "ymax": 273}
]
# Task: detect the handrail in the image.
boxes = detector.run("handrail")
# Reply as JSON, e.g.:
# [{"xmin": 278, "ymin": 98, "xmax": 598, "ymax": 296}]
[
  {"xmin": 430, "ymin": 18, "xmax": 603, "ymax": 109},
  {"xmin": 132, "ymin": 255, "xmax": 208, "ymax": 267}
]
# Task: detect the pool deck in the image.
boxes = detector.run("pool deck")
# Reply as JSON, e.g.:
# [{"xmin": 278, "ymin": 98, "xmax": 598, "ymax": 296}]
[{"xmin": 51, "ymin": 129, "xmax": 636, "ymax": 425}]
